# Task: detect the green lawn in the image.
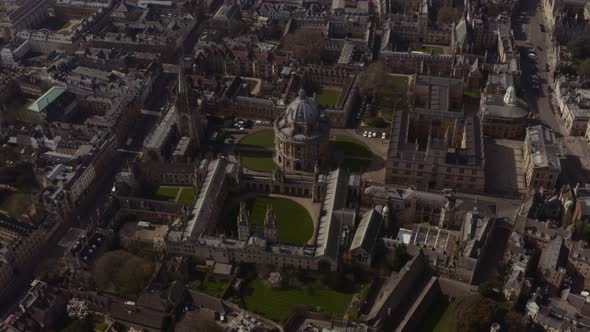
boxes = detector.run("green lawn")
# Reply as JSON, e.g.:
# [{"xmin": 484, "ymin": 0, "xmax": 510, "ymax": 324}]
[
  {"xmin": 190, "ymin": 277, "xmax": 229, "ymax": 298},
  {"xmin": 333, "ymin": 136, "xmax": 373, "ymax": 172},
  {"xmin": 223, "ymin": 196, "xmax": 314, "ymax": 244},
  {"xmin": 177, "ymin": 187, "xmax": 196, "ymax": 204},
  {"xmin": 143, "ymin": 186, "xmax": 196, "ymax": 203},
  {"xmin": 464, "ymin": 89, "xmax": 481, "ymax": 98},
  {"xmin": 316, "ymin": 87, "xmax": 342, "ymax": 106},
  {"xmin": 412, "ymin": 46, "xmax": 444, "ymax": 55},
  {"xmin": 244, "ymin": 279, "xmax": 353, "ymax": 322},
  {"xmin": 240, "ymin": 151, "xmax": 276, "ymax": 173},
  {"xmin": 245, "ymin": 79, "xmax": 259, "ymax": 94},
  {"xmin": 238, "ymin": 130, "xmax": 275, "ymax": 149},
  {"xmin": 93, "ymin": 321, "xmax": 108, "ymax": 332},
  {"xmin": 0, "ymin": 192, "xmax": 32, "ymax": 219},
  {"xmin": 426, "ymin": 297, "xmax": 457, "ymax": 332}
]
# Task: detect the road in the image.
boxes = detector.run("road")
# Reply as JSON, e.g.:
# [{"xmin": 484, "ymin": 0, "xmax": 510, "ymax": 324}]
[
  {"xmin": 515, "ymin": 0, "xmax": 590, "ymax": 186},
  {"xmin": 0, "ymin": 73, "xmax": 169, "ymax": 317}
]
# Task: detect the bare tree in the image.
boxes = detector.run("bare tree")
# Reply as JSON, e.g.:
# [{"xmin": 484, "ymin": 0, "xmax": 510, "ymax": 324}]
[
  {"xmin": 282, "ymin": 28, "xmax": 325, "ymax": 64},
  {"xmin": 357, "ymin": 61, "xmax": 387, "ymax": 97}
]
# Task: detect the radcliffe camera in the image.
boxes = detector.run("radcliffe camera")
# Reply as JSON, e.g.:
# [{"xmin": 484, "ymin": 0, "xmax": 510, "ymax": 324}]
[{"xmin": 0, "ymin": 0, "xmax": 589, "ymax": 331}]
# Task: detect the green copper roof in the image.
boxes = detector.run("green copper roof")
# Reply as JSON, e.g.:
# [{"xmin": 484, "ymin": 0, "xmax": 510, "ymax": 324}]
[{"xmin": 27, "ymin": 86, "xmax": 67, "ymax": 113}]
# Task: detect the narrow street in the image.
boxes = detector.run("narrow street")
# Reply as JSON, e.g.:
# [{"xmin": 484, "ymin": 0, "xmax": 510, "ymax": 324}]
[{"xmin": 516, "ymin": 0, "xmax": 590, "ymax": 186}]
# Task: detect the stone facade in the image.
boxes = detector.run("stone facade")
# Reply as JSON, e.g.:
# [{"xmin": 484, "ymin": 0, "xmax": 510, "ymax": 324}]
[{"xmin": 274, "ymin": 89, "xmax": 330, "ymax": 173}]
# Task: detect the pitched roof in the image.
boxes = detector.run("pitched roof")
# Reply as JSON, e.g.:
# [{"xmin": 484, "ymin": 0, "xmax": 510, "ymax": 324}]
[
  {"xmin": 350, "ymin": 208, "xmax": 382, "ymax": 254},
  {"xmin": 27, "ymin": 86, "xmax": 67, "ymax": 113}
]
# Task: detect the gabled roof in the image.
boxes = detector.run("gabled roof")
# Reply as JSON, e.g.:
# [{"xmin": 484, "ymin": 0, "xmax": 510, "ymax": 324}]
[
  {"xmin": 27, "ymin": 86, "xmax": 67, "ymax": 113},
  {"xmin": 350, "ymin": 208, "xmax": 382, "ymax": 254}
]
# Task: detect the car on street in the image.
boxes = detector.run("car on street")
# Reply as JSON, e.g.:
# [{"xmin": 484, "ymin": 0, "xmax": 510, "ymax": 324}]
[{"xmin": 363, "ymin": 131, "xmax": 368, "ymax": 137}]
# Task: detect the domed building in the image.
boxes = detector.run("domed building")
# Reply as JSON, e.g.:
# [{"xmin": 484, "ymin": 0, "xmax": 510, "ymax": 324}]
[{"xmin": 274, "ymin": 89, "xmax": 330, "ymax": 172}]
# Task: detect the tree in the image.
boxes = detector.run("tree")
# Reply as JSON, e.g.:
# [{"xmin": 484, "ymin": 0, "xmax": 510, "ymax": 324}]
[
  {"xmin": 453, "ymin": 295, "xmax": 499, "ymax": 332},
  {"xmin": 502, "ymin": 310, "xmax": 526, "ymax": 332},
  {"xmin": 282, "ymin": 28, "xmax": 325, "ymax": 64},
  {"xmin": 437, "ymin": 7, "xmax": 463, "ymax": 25},
  {"xmin": 392, "ymin": 245, "xmax": 411, "ymax": 271},
  {"xmin": 357, "ymin": 61, "xmax": 387, "ymax": 97},
  {"xmin": 579, "ymin": 59, "xmax": 590, "ymax": 79},
  {"xmin": 478, "ymin": 281, "xmax": 497, "ymax": 298},
  {"xmin": 568, "ymin": 35, "xmax": 590, "ymax": 60},
  {"xmin": 94, "ymin": 250, "xmax": 154, "ymax": 296}
]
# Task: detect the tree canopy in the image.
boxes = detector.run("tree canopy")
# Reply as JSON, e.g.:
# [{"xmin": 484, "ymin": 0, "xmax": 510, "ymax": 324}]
[
  {"xmin": 579, "ymin": 59, "xmax": 590, "ymax": 79},
  {"xmin": 452, "ymin": 295, "xmax": 499, "ymax": 332},
  {"xmin": 94, "ymin": 250, "xmax": 154, "ymax": 296},
  {"xmin": 568, "ymin": 35, "xmax": 590, "ymax": 60},
  {"xmin": 282, "ymin": 28, "xmax": 325, "ymax": 64},
  {"xmin": 437, "ymin": 7, "xmax": 463, "ymax": 25}
]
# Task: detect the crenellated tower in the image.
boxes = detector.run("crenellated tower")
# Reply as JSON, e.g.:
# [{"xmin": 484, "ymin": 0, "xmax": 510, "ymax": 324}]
[
  {"xmin": 264, "ymin": 205, "xmax": 278, "ymax": 243},
  {"xmin": 237, "ymin": 201, "xmax": 250, "ymax": 241}
]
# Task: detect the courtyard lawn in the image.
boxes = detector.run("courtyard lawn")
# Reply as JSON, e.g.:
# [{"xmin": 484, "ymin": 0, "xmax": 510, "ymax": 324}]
[
  {"xmin": 143, "ymin": 186, "xmax": 197, "ymax": 203},
  {"xmin": 238, "ymin": 130, "xmax": 275, "ymax": 149},
  {"xmin": 412, "ymin": 46, "xmax": 444, "ymax": 55},
  {"xmin": 177, "ymin": 187, "xmax": 197, "ymax": 204},
  {"xmin": 240, "ymin": 151, "xmax": 276, "ymax": 173},
  {"xmin": 223, "ymin": 196, "xmax": 314, "ymax": 244},
  {"xmin": 333, "ymin": 136, "xmax": 373, "ymax": 172},
  {"xmin": 189, "ymin": 276, "xmax": 229, "ymax": 298},
  {"xmin": 316, "ymin": 87, "xmax": 342, "ymax": 106},
  {"xmin": 464, "ymin": 89, "xmax": 481, "ymax": 98},
  {"xmin": 0, "ymin": 192, "xmax": 32, "ymax": 219},
  {"xmin": 244, "ymin": 279, "xmax": 354, "ymax": 322},
  {"xmin": 430, "ymin": 298, "xmax": 457, "ymax": 332},
  {"xmin": 245, "ymin": 78, "xmax": 259, "ymax": 94},
  {"xmin": 154, "ymin": 186, "xmax": 180, "ymax": 202}
]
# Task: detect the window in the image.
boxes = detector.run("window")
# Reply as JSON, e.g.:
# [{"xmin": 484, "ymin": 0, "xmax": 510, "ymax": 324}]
[
  {"xmin": 418, "ymin": 164, "xmax": 424, "ymax": 170},
  {"xmin": 460, "ymin": 169, "xmax": 465, "ymax": 174}
]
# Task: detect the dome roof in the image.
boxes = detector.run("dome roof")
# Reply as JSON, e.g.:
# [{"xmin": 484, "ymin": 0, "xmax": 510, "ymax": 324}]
[{"xmin": 284, "ymin": 89, "xmax": 320, "ymax": 127}]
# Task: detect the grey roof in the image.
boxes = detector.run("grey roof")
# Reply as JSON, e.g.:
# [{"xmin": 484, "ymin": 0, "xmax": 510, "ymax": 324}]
[
  {"xmin": 285, "ymin": 89, "xmax": 320, "ymax": 127},
  {"xmin": 525, "ymin": 126, "xmax": 562, "ymax": 170},
  {"xmin": 538, "ymin": 236, "xmax": 564, "ymax": 271},
  {"xmin": 182, "ymin": 159, "xmax": 226, "ymax": 240},
  {"xmin": 315, "ymin": 168, "xmax": 346, "ymax": 260},
  {"xmin": 483, "ymin": 94, "xmax": 528, "ymax": 119},
  {"xmin": 109, "ymin": 302, "xmax": 167, "ymax": 330},
  {"xmin": 455, "ymin": 18, "xmax": 467, "ymax": 45},
  {"xmin": 350, "ymin": 208, "xmax": 382, "ymax": 253},
  {"xmin": 190, "ymin": 291, "xmax": 227, "ymax": 312},
  {"xmin": 145, "ymin": 107, "xmax": 176, "ymax": 150}
]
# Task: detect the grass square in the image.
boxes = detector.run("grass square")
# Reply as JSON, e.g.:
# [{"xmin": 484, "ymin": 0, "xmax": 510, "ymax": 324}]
[
  {"xmin": 177, "ymin": 187, "xmax": 196, "ymax": 204},
  {"xmin": 316, "ymin": 87, "xmax": 342, "ymax": 106},
  {"xmin": 244, "ymin": 279, "xmax": 353, "ymax": 322}
]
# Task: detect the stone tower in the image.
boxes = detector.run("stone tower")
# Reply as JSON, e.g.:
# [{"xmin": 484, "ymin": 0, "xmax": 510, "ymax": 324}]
[
  {"xmin": 237, "ymin": 201, "xmax": 250, "ymax": 241},
  {"xmin": 264, "ymin": 205, "xmax": 278, "ymax": 243},
  {"xmin": 175, "ymin": 57, "xmax": 203, "ymax": 147}
]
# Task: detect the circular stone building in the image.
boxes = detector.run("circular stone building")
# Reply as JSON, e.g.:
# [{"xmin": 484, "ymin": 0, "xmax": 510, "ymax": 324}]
[{"xmin": 274, "ymin": 89, "xmax": 330, "ymax": 172}]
